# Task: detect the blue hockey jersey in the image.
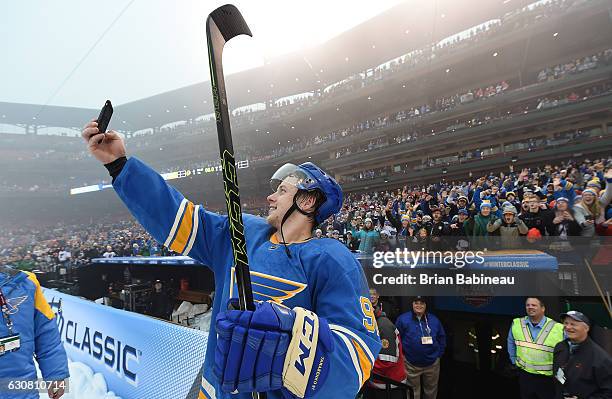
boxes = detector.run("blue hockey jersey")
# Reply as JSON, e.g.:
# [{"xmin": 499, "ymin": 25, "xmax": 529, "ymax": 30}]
[
  {"xmin": 112, "ymin": 157, "xmax": 381, "ymax": 399},
  {"xmin": 0, "ymin": 267, "xmax": 69, "ymax": 399}
]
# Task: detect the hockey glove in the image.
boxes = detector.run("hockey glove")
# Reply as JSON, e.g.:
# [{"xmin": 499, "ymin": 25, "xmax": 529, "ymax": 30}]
[{"xmin": 214, "ymin": 301, "xmax": 334, "ymax": 398}]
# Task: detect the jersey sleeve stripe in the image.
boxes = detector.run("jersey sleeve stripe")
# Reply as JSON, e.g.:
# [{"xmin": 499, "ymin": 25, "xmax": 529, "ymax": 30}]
[
  {"xmin": 164, "ymin": 198, "xmax": 188, "ymax": 247},
  {"xmin": 329, "ymin": 324, "xmax": 376, "ymax": 364},
  {"xmin": 200, "ymin": 376, "xmax": 216, "ymax": 399},
  {"xmin": 170, "ymin": 201, "xmax": 195, "ymax": 253},
  {"xmin": 183, "ymin": 205, "xmax": 200, "ymax": 256},
  {"xmin": 352, "ymin": 338, "xmax": 373, "ymax": 384},
  {"xmin": 332, "ymin": 330, "xmax": 363, "ymax": 387}
]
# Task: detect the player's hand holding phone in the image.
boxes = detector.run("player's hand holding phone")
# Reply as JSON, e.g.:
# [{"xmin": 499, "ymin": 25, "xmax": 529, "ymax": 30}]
[{"xmin": 81, "ymin": 100, "xmax": 126, "ymax": 164}]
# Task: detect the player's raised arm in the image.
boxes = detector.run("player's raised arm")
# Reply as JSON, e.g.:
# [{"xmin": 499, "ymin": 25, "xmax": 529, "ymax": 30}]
[{"xmin": 81, "ymin": 120, "xmax": 231, "ymax": 271}]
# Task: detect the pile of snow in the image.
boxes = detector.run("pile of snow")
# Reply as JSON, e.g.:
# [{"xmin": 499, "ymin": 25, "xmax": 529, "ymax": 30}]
[{"xmin": 37, "ymin": 359, "xmax": 121, "ymax": 399}]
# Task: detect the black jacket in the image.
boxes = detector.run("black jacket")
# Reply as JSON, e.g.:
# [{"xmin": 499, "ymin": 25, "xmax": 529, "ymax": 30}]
[
  {"xmin": 551, "ymin": 217, "xmax": 582, "ymax": 237},
  {"xmin": 553, "ymin": 337, "xmax": 612, "ymax": 399},
  {"xmin": 519, "ymin": 208, "xmax": 555, "ymax": 236}
]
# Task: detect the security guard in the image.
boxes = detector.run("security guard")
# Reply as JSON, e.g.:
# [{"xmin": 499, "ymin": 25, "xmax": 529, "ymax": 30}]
[
  {"xmin": 0, "ymin": 265, "xmax": 69, "ymax": 399},
  {"xmin": 507, "ymin": 297, "xmax": 564, "ymax": 399}
]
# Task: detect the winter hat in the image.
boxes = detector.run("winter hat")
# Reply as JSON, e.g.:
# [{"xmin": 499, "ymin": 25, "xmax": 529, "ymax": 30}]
[
  {"xmin": 480, "ymin": 201, "xmax": 492, "ymax": 210},
  {"xmin": 556, "ymin": 197, "xmax": 569, "ymax": 205},
  {"xmin": 401, "ymin": 215, "xmax": 411, "ymax": 222},
  {"xmin": 582, "ymin": 188, "xmax": 597, "ymax": 197},
  {"xmin": 586, "ymin": 180, "xmax": 601, "ymax": 189},
  {"xmin": 502, "ymin": 206, "xmax": 517, "ymax": 215},
  {"xmin": 526, "ymin": 228, "xmax": 542, "ymax": 241},
  {"xmin": 506, "ymin": 191, "xmax": 516, "ymax": 198},
  {"xmin": 458, "ymin": 209, "xmax": 469, "ymax": 216}
]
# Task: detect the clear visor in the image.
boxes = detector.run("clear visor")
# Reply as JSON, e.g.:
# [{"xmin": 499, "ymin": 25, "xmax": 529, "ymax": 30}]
[{"xmin": 270, "ymin": 163, "xmax": 316, "ymax": 193}]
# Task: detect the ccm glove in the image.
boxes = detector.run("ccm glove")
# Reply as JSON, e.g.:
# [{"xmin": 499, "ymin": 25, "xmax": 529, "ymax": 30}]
[{"xmin": 214, "ymin": 301, "xmax": 334, "ymax": 398}]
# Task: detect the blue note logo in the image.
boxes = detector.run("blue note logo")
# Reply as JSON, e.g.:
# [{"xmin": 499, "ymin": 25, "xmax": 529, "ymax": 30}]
[
  {"xmin": 4, "ymin": 296, "xmax": 27, "ymax": 315},
  {"xmin": 229, "ymin": 268, "xmax": 307, "ymax": 304}
]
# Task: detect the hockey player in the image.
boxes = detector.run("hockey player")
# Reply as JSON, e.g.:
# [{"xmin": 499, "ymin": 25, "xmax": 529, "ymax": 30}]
[{"xmin": 81, "ymin": 121, "xmax": 381, "ymax": 399}]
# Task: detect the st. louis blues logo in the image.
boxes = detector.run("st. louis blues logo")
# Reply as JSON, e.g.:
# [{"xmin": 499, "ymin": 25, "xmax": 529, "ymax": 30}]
[
  {"xmin": 229, "ymin": 267, "xmax": 307, "ymax": 303},
  {"xmin": 3, "ymin": 296, "xmax": 27, "ymax": 315}
]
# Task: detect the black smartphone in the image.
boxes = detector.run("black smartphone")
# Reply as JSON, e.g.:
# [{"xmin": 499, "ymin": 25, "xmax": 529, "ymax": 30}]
[{"xmin": 97, "ymin": 100, "xmax": 113, "ymax": 135}]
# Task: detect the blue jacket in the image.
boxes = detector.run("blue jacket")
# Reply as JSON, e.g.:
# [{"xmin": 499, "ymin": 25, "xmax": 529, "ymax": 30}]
[
  {"xmin": 0, "ymin": 267, "xmax": 69, "ymax": 399},
  {"xmin": 396, "ymin": 311, "xmax": 446, "ymax": 367}
]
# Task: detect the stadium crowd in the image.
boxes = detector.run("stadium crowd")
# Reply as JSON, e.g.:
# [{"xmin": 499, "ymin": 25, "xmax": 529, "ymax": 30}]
[
  {"xmin": 247, "ymin": 47, "xmax": 612, "ymax": 163},
  {"xmin": 2, "ymin": 157, "xmax": 610, "ymax": 271},
  {"xmin": 323, "ymin": 158, "xmax": 612, "ymax": 255},
  {"xmin": 1, "ymin": 37, "xmax": 610, "ymax": 194},
  {"xmin": 0, "ymin": 218, "xmax": 173, "ymax": 272}
]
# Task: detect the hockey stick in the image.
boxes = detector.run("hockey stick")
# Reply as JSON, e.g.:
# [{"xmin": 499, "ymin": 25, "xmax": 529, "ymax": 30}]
[{"xmin": 206, "ymin": 7, "xmax": 265, "ymax": 399}]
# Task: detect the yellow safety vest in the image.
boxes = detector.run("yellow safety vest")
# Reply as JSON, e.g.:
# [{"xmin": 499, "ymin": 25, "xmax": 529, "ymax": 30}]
[{"xmin": 511, "ymin": 317, "xmax": 564, "ymax": 376}]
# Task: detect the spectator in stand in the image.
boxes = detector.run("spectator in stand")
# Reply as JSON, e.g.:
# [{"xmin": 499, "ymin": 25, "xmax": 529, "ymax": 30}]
[
  {"xmin": 547, "ymin": 176, "xmax": 576, "ymax": 206},
  {"xmin": 487, "ymin": 206, "xmax": 529, "ymax": 249},
  {"xmin": 377, "ymin": 230, "xmax": 396, "ymax": 252},
  {"xmin": 57, "ymin": 248, "xmax": 71, "ymax": 268},
  {"xmin": 573, "ymin": 191, "xmax": 602, "ymax": 237},
  {"xmin": 428, "ymin": 206, "xmax": 449, "ymax": 251},
  {"xmin": 454, "ymin": 195, "xmax": 470, "ymax": 216},
  {"xmin": 464, "ymin": 201, "xmax": 497, "ymax": 249},
  {"xmin": 412, "ymin": 211, "xmax": 427, "ymax": 232},
  {"xmin": 519, "ymin": 194, "xmax": 555, "ymax": 236},
  {"xmin": 411, "ymin": 227, "xmax": 430, "ymax": 250},
  {"xmin": 505, "ymin": 192, "xmax": 521, "ymax": 214},
  {"xmin": 102, "ymin": 245, "xmax": 116, "ymax": 258},
  {"xmin": 345, "ymin": 231, "xmax": 359, "ymax": 251},
  {"xmin": 131, "ymin": 243, "xmax": 140, "ymax": 256},
  {"xmin": 449, "ymin": 209, "xmax": 469, "ymax": 236},
  {"xmin": 354, "ymin": 218, "xmax": 380, "ymax": 254},
  {"xmin": 551, "ymin": 198, "xmax": 581, "ymax": 237}
]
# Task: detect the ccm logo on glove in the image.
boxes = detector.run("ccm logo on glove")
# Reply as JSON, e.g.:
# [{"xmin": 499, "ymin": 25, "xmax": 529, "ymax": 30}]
[
  {"xmin": 294, "ymin": 314, "xmax": 315, "ymax": 375},
  {"xmin": 214, "ymin": 302, "xmax": 334, "ymax": 398}
]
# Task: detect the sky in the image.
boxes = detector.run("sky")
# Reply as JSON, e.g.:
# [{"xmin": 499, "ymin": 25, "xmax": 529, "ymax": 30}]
[{"xmin": 0, "ymin": 0, "xmax": 407, "ymax": 109}]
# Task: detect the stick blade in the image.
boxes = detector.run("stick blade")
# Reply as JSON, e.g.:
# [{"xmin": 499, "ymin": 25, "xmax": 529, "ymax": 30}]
[{"xmin": 208, "ymin": 4, "xmax": 252, "ymax": 42}]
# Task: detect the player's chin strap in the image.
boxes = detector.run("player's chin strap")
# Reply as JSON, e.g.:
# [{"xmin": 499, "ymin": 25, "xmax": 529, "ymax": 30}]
[{"xmin": 279, "ymin": 194, "xmax": 316, "ymax": 259}]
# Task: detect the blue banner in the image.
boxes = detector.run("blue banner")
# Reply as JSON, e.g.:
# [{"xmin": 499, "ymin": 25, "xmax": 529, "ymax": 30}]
[{"xmin": 42, "ymin": 288, "xmax": 208, "ymax": 399}]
